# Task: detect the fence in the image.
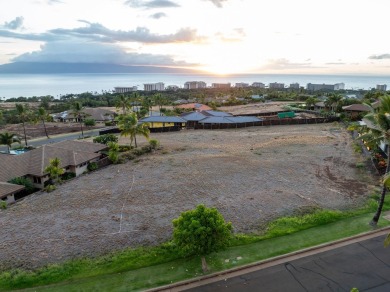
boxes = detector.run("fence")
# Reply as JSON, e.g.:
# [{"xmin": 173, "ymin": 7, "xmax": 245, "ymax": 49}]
[{"xmin": 193, "ymin": 117, "xmax": 340, "ymax": 130}]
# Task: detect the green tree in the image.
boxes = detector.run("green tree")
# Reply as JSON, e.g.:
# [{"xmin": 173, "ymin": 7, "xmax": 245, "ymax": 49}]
[
  {"xmin": 118, "ymin": 112, "xmax": 150, "ymax": 148},
  {"xmin": 8, "ymin": 177, "xmax": 35, "ymax": 192},
  {"xmin": 305, "ymin": 97, "xmax": 318, "ymax": 110},
  {"xmin": 115, "ymin": 94, "xmax": 131, "ymax": 115},
  {"xmin": 0, "ymin": 132, "xmax": 21, "ymax": 153},
  {"xmin": 172, "ymin": 204, "xmax": 233, "ymax": 273},
  {"xmin": 15, "ymin": 103, "xmax": 30, "ymax": 146},
  {"xmin": 37, "ymin": 107, "xmax": 50, "ymax": 139},
  {"xmin": 84, "ymin": 118, "xmax": 96, "ymax": 127},
  {"xmin": 93, "ymin": 134, "xmax": 118, "ymax": 145},
  {"xmin": 108, "ymin": 141, "xmax": 120, "ymax": 164},
  {"xmin": 358, "ymin": 95, "xmax": 390, "ymax": 225},
  {"xmin": 71, "ymin": 101, "xmax": 86, "ymax": 139},
  {"xmin": 44, "ymin": 157, "xmax": 65, "ymax": 185}
]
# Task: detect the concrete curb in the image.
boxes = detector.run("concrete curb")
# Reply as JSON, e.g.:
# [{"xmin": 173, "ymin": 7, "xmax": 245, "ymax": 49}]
[{"xmin": 146, "ymin": 226, "xmax": 390, "ymax": 292}]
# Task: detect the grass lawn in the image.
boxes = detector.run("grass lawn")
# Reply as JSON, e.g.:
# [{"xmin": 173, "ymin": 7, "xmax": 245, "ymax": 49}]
[{"xmin": 19, "ymin": 213, "xmax": 390, "ymax": 292}]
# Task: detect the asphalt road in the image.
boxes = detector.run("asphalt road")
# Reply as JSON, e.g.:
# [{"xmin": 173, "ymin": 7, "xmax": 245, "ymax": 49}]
[
  {"xmin": 0, "ymin": 128, "xmax": 102, "ymax": 151},
  {"xmin": 186, "ymin": 234, "xmax": 390, "ymax": 292}
]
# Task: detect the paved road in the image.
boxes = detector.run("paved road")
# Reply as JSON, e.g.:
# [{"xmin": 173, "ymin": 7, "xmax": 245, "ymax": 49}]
[
  {"xmin": 185, "ymin": 234, "xmax": 390, "ymax": 292},
  {"xmin": 0, "ymin": 129, "xmax": 102, "ymax": 151}
]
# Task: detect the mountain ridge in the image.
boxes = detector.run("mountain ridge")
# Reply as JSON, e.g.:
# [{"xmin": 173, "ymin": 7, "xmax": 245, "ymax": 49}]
[{"xmin": 0, "ymin": 62, "xmax": 205, "ymax": 74}]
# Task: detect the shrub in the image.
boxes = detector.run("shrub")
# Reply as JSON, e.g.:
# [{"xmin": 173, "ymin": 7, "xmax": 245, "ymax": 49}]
[
  {"xmin": 8, "ymin": 177, "xmax": 35, "ymax": 192},
  {"xmin": 104, "ymin": 121, "xmax": 115, "ymax": 126},
  {"xmin": 87, "ymin": 162, "xmax": 98, "ymax": 171},
  {"xmin": 108, "ymin": 151, "xmax": 119, "ymax": 164},
  {"xmin": 149, "ymin": 139, "xmax": 160, "ymax": 149},
  {"xmin": 93, "ymin": 134, "xmax": 118, "ymax": 145},
  {"xmin": 84, "ymin": 118, "xmax": 96, "ymax": 127},
  {"xmin": 44, "ymin": 185, "xmax": 56, "ymax": 192},
  {"xmin": 141, "ymin": 145, "xmax": 152, "ymax": 153},
  {"xmin": 118, "ymin": 145, "xmax": 132, "ymax": 152},
  {"xmin": 131, "ymin": 148, "xmax": 145, "ymax": 156},
  {"xmin": 61, "ymin": 172, "xmax": 76, "ymax": 180},
  {"xmin": 0, "ymin": 201, "xmax": 7, "ymax": 210}
]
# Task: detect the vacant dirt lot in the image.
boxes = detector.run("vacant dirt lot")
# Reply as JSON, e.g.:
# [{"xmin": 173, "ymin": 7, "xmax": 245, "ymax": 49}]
[{"xmin": 0, "ymin": 124, "xmax": 376, "ymax": 270}]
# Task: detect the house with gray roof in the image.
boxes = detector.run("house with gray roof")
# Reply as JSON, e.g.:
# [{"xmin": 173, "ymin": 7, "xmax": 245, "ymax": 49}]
[
  {"xmin": 139, "ymin": 116, "xmax": 187, "ymax": 132},
  {"xmin": 0, "ymin": 140, "xmax": 108, "ymax": 204}
]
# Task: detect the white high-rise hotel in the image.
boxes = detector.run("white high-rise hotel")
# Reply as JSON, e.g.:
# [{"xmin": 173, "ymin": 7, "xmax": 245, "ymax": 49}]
[
  {"xmin": 184, "ymin": 81, "xmax": 207, "ymax": 89},
  {"xmin": 143, "ymin": 82, "xmax": 165, "ymax": 91}
]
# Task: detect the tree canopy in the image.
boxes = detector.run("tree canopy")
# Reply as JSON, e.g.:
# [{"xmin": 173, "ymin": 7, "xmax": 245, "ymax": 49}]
[{"xmin": 172, "ymin": 204, "xmax": 232, "ymax": 257}]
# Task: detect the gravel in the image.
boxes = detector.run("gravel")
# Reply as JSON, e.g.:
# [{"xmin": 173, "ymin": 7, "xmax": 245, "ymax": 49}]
[{"xmin": 0, "ymin": 124, "xmax": 376, "ymax": 270}]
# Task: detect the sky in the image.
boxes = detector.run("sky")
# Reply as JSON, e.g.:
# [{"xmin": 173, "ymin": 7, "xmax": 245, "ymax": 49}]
[{"xmin": 0, "ymin": 0, "xmax": 390, "ymax": 75}]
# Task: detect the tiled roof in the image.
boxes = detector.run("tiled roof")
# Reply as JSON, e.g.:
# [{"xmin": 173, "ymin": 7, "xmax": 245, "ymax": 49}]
[
  {"xmin": 342, "ymin": 104, "xmax": 371, "ymax": 112},
  {"xmin": 201, "ymin": 110, "xmax": 232, "ymax": 117},
  {"xmin": 180, "ymin": 112, "xmax": 208, "ymax": 121},
  {"xmin": 0, "ymin": 140, "xmax": 107, "ymax": 197},
  {"xmin": 54, "ymin": 108, "xmax": 116, "ymax": 121},
  {"xmin": 0, "ymin": 182, "xmax": 25, "ymax": 199}
]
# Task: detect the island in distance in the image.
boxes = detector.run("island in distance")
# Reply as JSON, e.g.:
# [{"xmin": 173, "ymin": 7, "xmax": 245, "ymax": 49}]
[{"xmin": 0, "ymin": 62, "xmax": 205, "ymax": 74}]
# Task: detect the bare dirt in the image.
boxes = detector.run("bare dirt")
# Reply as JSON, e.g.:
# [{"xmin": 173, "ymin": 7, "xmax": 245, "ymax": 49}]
[{"xmin": 0, "ymin": 123, "xmax": 377, "ymax": 270}]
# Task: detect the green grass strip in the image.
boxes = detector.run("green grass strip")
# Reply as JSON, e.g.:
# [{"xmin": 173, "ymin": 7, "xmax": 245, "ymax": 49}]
[{"xmin": 2, "ymin": 212, "xmax": 389, "ymax": 292}]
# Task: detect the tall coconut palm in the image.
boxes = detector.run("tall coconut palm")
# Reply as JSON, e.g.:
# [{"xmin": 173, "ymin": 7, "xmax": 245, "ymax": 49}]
[
  {"xmin": 115, "ymin": 94, "xmax": 131, "ymax": 115},
  {"xmin": 118, "ymin": 112, "xmax": 150, "ymax": 148},
  {"xmin": 15, "ymin": 103, "xmax": 30, "ymax": 146},
  {"xmin": 0, "ymin": 132, "xmax": 21, "ymax": 153},
  {"xmin": 358, "ymin": 95, "xmax": 390, "ymax": 225},
  {"xmin": 37, "ymin": 107, "xmax": 50, "ymax": 139},
  {"xmin": 71, "ymin": 101, "xmax": 86, "ymax": 139}
]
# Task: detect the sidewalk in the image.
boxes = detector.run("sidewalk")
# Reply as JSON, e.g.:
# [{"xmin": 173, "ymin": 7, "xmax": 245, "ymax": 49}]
[{"xmin": 149, "ymin": 226, "xmax": 390, "ymax": 292}]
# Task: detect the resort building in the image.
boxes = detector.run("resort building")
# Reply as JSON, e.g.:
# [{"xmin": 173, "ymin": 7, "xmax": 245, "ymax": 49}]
[
  {"xmin": 166, "ymin": 85, "xmax": 179, "ymax": 90},
  {"xmin": 211, "ymin": 83, "xmax": 231, "ymax": 89},
  {"xmin": 376, "ymin": 84, "xmax": 387, "ymax": 91},
  {"xmin": 235, "ymin": 83, "xmax": 249, "ymax": 88},
  {"xmin": 269, "ymin": 82, "xmax": 285, "ymax": 89},
  {"xmin": 251, "ymin": 82, "xmax": 265, "ymax": 88},
  {"xmin": 289, "ymin": 83, "xmax": 300, "ymax": 89},
  {"xmin": 143, "ymin": 82, "xmax": 165, "ymax": 91},
  {"xmin": 114, "ymin": 86, "xmax": 137, "ymax": 93},
  {"xmin": 307, "ymin": 83, "xmax": 345, "ymax": 91},
  {"xmin": 184, "ymin": 81, "xmax": 207, "ymax": 89}
]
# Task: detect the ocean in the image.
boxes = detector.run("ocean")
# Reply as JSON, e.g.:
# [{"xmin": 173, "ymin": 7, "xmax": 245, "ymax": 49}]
[{"xmin": 0, "ymin": 73, "xmax": 389, "ymax": 99}]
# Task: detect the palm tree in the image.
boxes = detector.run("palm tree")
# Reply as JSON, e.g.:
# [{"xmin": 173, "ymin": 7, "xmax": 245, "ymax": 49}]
[
  {"xmin": 305, "ymin": 97, "xmax": 318, "ymax": 110},
  {"xmin": 71, "ymin": 102, "xmax": 86, "ymax": 139},
  {"xmin": 118, "ymin": 112, "xmax": 150, "ymax": 148},
  {"xmin": 0, "ymin": 132, "xmax": 21, "ymax": 153},
  {"xmin": 37, "ymin": 107, "xmax": 50, "ymax": 139},
  {"xmin": 15, "ymin": 103, "xmax": 30, "ymax": 146},
  {"xmin": 115, "ymin": 94, "xmax": 131, "ymax": 115},
  {"xmin": 44, "ymin": 157, "xmax": 64, "ymax": 185},
  {"xmin": 358, "ymin": 95, "xmax": 390, "ymax": 225}
]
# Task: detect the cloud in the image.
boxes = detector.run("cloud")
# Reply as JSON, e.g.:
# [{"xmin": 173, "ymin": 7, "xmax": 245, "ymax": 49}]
[
  {"xmin": 368, "ymin": 54, "xmax": 390, "ymax": 60},
  {"xmin": 206, "ymin": 0, "xmax": 228, "ymax": 8},
  {"xmin": 150, "ymin": 12, "xmax": 167, "ymax": 19},
  {"xmin": 2, "ymin": 17, "xmax": 24, "ymax": 30},
  {"xmin": 124, "ymin": 0, "xmax": 179, "ymax": 8},
  {"xmin": 47, "ymin": 0, "xmax": 64, "ymax": 4},
  {"xmin": 325, "ymin": 62, "xmax": 345, "ymax": 65},
  {"xmin": 50, "ymin": 20, "xmax": 203, "ymax": 43},
  {"xmin": 263, "ymin": 58, "xmax": 321, "ymax": 70},
  {"xmin": 215, "ymin": 28, "xmax": 245, "ymax": 42},
  {"xmin": 0, "ymin": 21, "xmax": 203, "ymax": 44},
  {"xmin": 12, "ymin": 41, "xmax": 193, "ymax": 66}
]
